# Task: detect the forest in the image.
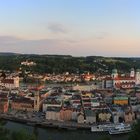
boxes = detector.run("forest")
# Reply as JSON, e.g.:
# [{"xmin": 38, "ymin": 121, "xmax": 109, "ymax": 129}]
[{"xmin": 0, "ymin": 53, "xmax": 140, "ymax": 74}]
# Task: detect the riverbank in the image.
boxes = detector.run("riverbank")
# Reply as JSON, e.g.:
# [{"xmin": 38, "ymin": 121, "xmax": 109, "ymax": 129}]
[
  {"xmin": 0, "ymin": 114, "xmax": 91, "ymax": 130},
  {"xmin": 4, "ymin": 121, "xmax": 129, "ymax": 140}
]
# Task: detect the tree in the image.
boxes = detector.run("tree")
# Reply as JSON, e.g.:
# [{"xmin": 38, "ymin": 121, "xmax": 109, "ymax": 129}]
[
  {"xmin": 98, "ymin": 136, "xmax": 111, "ymax": 140},
  {"xmin": 128, "ymin": 120, "xmax": 140, "ymax": 140},
  {"xmin": 0, "ymin": 126, "xmax": 9, "ymax": 140},
  {"xmin": 11, "ymin": 130, "xmax": 36, "ymax": 140}
]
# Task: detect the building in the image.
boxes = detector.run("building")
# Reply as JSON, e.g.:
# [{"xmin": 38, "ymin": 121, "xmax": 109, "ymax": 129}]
[
  {"xmin": 113, "ymin": 97, "xmax": 129, "ymax": 105},
  {"xmin": 34, "ymin": 91, "xmax": 40, "ymax": 112},
  {"xmin": 0, "ymin": 76, "xmax": 19, "ymax": 89},
  {"xmin": 46, "ymin": 107, "xmax": 61, "ymax": 121},
  {"xmin": 85, "ymin": 109, "xmax": 96, "ymax": 124},
  {"xmin": 72, "ymin": 110, "xmax": 80, "ymax": 121},
  {"xmin": 98, "ymin": 112, "xmax": 111, "ymax": 122},
  {"xmin": 43, "ymin": 98, "xmax": 62, "ymax": 112},
  {"xmin": 21, "ymin": 61, "xmax": 36, "ymax": 66},
  {"xmin": 124, "ymin": 112, "xmax": 135, "ymax": 123},
  {"xmin": 77, "ymin": 113, "xmax": 84, "ymax": 124},
  {"xmin": 60, "ymin": 109, "xmax": 73, "ymax": 121},
  {"xmin": 11, "ymin": 97, "xmax": 34, "ymax": 111},
  {"xmin": 102, "ymin": 68, "xmax": 139, "ymax": 89},
  {"xmin": 0, "ymin": 99, "xmax": 8, "ymax": 113}
]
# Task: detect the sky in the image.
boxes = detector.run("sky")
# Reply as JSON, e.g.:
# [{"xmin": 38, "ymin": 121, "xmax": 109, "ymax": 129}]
[{"xmin": 0, "ymin": 0, "xmax": 140, "ymax": 57}]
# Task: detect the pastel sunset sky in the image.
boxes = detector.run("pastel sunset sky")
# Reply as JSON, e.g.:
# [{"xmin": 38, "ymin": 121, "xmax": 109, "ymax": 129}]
[{"xmin": 0, "ymin": 0, "xmax": 140, "ymax": 56}]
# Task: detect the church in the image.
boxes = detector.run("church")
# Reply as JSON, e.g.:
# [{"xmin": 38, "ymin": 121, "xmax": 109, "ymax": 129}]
[{"xmin": 102, "ymin": 68, "xmax": 140, "ymax": 89}]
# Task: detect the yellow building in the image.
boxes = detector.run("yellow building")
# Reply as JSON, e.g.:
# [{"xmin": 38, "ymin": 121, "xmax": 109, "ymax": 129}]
[{"xmin": 114, "ymin": 97, "xmax": 128, "ymax": 105}]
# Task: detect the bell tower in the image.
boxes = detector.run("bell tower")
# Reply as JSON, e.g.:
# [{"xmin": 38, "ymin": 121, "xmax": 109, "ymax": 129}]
[
  {"xmin": 34, "ymin": 90, "xmax": 40, "ymax": 112},
  {"xmin": 136, "ymin": 69, "xmax": 140, "ymax": 85},
  {"xmin": 130, "ymin": 68, "xmax": 135, "ymax": 78}
]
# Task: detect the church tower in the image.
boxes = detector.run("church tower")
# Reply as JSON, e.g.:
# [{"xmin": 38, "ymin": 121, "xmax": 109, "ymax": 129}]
[
  {"xmin": 130, "ymin": 68, "xmax": 135, "ymax": 78},
  {"xmin": 135, "ymin": 69, "xmax": 140, "ymax": 85},
  {"xmin": 34, "ymin": 90, "xmax": 40, "ymax": 112},
  {"xmin": 111, "ymin": 69, "xmax": 118, "ymax": 79}
]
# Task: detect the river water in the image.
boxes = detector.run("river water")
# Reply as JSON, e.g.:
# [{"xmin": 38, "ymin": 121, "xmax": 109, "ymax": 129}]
[{"xmin": 4, "ymin": 121, "xmax": 129, "ymax": 140}]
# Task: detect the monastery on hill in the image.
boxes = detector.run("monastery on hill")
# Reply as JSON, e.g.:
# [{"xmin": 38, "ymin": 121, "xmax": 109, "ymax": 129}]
[{"xmin": 102, "ymin": 68, "xmax": 140, "ymax": 89}]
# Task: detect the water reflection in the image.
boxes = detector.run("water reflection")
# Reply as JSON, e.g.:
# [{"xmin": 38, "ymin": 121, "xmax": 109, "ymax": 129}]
[{"xmin": 4, "ymin": 121, "xmax": 128, "ymax": 140}]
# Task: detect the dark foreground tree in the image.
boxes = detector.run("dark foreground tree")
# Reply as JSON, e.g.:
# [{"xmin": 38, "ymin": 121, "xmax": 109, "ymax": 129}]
[
  {"xmin": 11, "ymin": 130, "xmax": 36, "ymax": 140},
  {"xmin": 98, "ymin": 136, "xmax": 111, "ymax": 140},
  {"xmin": 128, "ymin": 120, "xmax": 140, "ymax": 140}
]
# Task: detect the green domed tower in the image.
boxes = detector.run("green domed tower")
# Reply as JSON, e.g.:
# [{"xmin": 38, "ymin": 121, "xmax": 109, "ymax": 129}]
[{"xmin": 111, "ymin": 69, "xmax": 118, "ymax": 78}]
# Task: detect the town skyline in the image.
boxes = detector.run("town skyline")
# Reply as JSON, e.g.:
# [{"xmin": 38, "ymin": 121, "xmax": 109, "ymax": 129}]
[{"xmin": 0, "ymin": 0, "xmax": 140, "ymax": 57}]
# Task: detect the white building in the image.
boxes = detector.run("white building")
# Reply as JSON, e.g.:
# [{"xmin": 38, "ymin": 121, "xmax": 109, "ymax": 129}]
[
  {"xmin": 21, "ymin": 61, "xmax": 36, "ymax": 66},
  {"xmin": 0, "ymin": 76, "xmax": 19, "ymax": 89}
]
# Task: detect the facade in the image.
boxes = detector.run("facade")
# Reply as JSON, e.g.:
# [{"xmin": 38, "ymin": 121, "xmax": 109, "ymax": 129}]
[
  {"xmin": 0, "ymin": 99, "xmax": 8, "ymax": 113},
  {"xmin": 85, "ymin": 110, "xmax": 96, "ymax": 124},
  {"xmin": 0, "ymin": 76, "xmax": 19, "ymax": 89},
  {"xmin": 43, "ymin": 98, "xmax": 62, "ymax": 112},
  {"xmin": 11, "ymin": 98, "xmax": 34, "ymax": 111},
  {"xmin": 72, "ymin": 111, "xmax": 79, "ymax": 121},
  {"xmin": 98, "ymin": 112, "xmax": 111, "ymax": 122},
  {"xmin": 77, "ymin": 113, "xmax": 84, "ymax": 124},
  {"xmin": 124, "ymin": 112, "xmax": 135, "ymax": 123},
  {"xmin": 113, "ymin": 97, "xmax": 128, "ymax": 105},
  {"xmin": 60, "ymin": 109, "xmax": 73, "ymax": 121},
  {"xmin": 46, "ymin": 107, "xmax": 61, "ymax": 121}
]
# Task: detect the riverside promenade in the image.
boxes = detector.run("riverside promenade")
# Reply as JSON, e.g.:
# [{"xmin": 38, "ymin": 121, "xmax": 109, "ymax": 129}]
[{"xmin": 0, "ymin": 114, "xmax": 91, "ymax": 130}]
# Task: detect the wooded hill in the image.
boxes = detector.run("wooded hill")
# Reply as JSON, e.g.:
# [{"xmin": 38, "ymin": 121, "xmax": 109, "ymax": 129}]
[{"xmin": 0, "ymin": 53, "xmax": 140, "ymax": 74}]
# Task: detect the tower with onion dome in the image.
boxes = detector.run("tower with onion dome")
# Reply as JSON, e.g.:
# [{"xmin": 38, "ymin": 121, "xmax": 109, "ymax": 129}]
[{"xmin": 111, "ymin": 69, "xmax": 118, "ymax": 79}]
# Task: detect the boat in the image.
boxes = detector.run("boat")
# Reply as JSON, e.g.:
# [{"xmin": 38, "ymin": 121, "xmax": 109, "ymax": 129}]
[
  {"xmin": 108, "ymin": 123, "xmax": 132, "ymax": 135},
  {"xmin": 91, "ymin": 123, "xmax": 116, "ymax": 132}
]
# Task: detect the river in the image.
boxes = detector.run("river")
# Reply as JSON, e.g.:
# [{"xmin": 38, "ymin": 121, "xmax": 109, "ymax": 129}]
[{"xmin": 4, "ymin": 121, "xmax": 129, "ymax": 140}]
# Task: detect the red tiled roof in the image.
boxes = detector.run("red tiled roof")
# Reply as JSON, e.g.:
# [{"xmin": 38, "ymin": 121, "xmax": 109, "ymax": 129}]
[
  {"xmin": 114, "ymin": 77, "xmax": 135, "ymax": 80},
  {"xmin": 1, "ymin": 79, "xmax": 14, "ymax": 84},
  {"xmin": 104, "ymin": 76, "xmax": 135, "ymax": 81}
]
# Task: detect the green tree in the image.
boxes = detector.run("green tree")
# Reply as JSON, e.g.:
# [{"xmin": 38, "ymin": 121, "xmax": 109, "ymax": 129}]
[
  {"xmin": 128, "ymin": 120, "xmax": 140, "ymax": 140},
  {"xmin": 11, "ymin": 130, "xmax": 36, "ymax": 140},
  {"xmin": 98, "ymin": 136, "xmax": 111, "ymax": 140},
  {"xmin": 0, "ymin": 126, "xmax": 9, "ymax": 140}
]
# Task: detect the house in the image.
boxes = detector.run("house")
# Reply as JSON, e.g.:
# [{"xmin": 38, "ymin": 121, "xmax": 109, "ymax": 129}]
[
  {"xmin": 124, "ymin": 112, "xmax": 135, "ymax": 123},
  {"xmin": 0, "ymin": 99, "xmax": 8, "ymax": 113},
  {"xmin": 42, "ymin": 97, "xmax": 62, "ymax": 112},
  {"xmin": 98, "ymin": 112, "xmax": 111, "ymax": 122},
  {"xmin": 85, "ymin": 109, "xmax": 96, "ymax": 124},
  {"xmin": 77, "ymin": 113, "xmax": 84, "ymax": 124},
  {"xmin": 46, "ymin": 107, "xmax": 61, "ymax": 121},
  {"xmin": 60, "ymin": 109, "xmax": 73, "ymax": 121},
  {"xmin": 11, "ymin": 97, "xmax": 34, "ymax": 111},
  {"xmin": 113, "ymin": 96, "xmax": 128, "ymax": 105},
  {"xmin": 0, "ymin": 76, "xmax": 19, "ymax": 89}
]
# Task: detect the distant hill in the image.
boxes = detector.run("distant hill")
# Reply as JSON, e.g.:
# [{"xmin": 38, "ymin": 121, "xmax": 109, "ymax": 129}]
[
  {"xmin": 0, "ymin": 52, "xmax": 140, "ymax": 74},
  {"xmin": 0, "ymin": 52, "xmax": 20, "ymax": 56}
]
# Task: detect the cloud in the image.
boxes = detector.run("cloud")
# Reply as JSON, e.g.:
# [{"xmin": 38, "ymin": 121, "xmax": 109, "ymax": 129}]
[
  {"xmin": 0, "ymin": 35, "xmax": 140, "ymax": 57},
  {"xmin": 0, "ymin": 36, "xmax": 22, "ymax": 44},
  {"xmin": 47, "ymin": 23, "xmax": 67, "ymax": 34}
]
